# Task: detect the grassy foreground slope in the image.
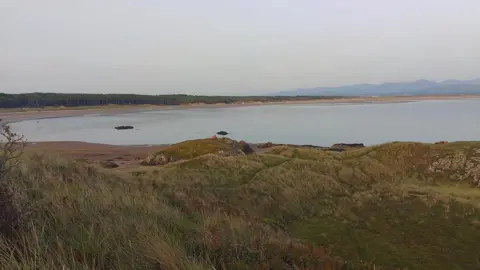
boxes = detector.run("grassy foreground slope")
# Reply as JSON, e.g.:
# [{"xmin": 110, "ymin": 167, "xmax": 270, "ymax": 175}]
[{"xmin": 1, "ymin": 140, "xmax": 480, "ymax": 269}]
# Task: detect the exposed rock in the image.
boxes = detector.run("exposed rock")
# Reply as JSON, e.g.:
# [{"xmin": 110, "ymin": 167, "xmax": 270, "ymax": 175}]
[
  {"xmin": 114, "ymin": 125, "xmax": 134, "ymax": 130},
  {"xmin": 215, "ymin": 139, "xmax": 252, "ymax": 157},
  {"xmin": 435, "ymin": 141, "xmax": 449, "ymax": 144},
  {"xmin": 214, "ymin": 138, "xmax": 254, "ymax": 154},
  {"xmin": 428, "ymin": 151, "xmax": 480, "ymax": 187},
  {"xmin": 258, "ymin": 142, "xmax": 274, "ymax": 149},
  {"xmin": 100, "ymin": 160, "xmax": 119, "ymax": 168},
  {"xmin": 429, "ymin": 151, "xmax": 467, "ymax": 172},
  {"xmin": 141, "ymin": 153, "xmax": 177, "ymax": 166},
  {"xmin": 238, "ymin": 140, "xmax": 254, "ymax": 154}
]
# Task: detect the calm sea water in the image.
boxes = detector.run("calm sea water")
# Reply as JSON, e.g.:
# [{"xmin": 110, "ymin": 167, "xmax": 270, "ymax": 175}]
[{"xmin": 9, "ymin": 99, "xmax": 480, "ymax": 146}]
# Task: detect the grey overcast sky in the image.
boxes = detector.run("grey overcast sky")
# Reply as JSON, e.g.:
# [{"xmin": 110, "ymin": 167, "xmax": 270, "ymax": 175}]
[{"xmin": 1, "ymin": 0, "xmax": 480, "ymax": 95}]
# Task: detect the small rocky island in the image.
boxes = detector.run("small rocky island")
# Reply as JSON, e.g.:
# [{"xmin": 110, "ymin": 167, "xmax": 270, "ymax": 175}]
[{"xmin": 114, "ymin": 125, "xmax": 134, "ymax": 130}]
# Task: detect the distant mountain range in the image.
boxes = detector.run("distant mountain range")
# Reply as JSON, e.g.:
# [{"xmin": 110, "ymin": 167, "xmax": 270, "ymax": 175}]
[{"xmin": 272, "ymin": 78, "xmax": 480, "ymax": 97}]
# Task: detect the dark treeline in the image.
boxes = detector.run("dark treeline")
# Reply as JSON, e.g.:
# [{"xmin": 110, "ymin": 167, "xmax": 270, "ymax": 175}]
[{"xmin": 0, "ymin": 93, "xmax": 345, "ymax": 108}]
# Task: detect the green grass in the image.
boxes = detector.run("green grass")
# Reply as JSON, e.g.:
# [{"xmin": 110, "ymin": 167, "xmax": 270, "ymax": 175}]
[
  {"xmin": 1, "ymin": 141, "xmax": 480, "ymax": 269},
  {"xmin": 160, "ymin": 138, "xmax": 237, "ymax": 159},
  {"xmin": 141, "ymin": 138, "xmax": 247, "ymax": 165}
]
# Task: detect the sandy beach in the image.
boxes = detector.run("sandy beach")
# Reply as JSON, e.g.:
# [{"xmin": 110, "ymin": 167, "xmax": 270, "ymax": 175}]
[{"xmin": 1, "ymin": 94, "xmax": 479, "ymax": 124}]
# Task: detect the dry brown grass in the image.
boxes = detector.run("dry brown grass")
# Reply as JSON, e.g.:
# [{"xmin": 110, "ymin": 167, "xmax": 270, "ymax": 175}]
[{"xmin": 1, "ymin": 141, "xmax": 480, "ymax": 269}]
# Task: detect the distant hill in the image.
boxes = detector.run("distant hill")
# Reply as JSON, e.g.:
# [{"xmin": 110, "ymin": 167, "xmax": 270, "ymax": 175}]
[{"xmin": 272, "ymin": 78, "xmax": 480, "ymax": 97}]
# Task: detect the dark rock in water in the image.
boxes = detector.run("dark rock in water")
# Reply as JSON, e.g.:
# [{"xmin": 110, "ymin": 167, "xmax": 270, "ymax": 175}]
[
  {"xmin": 115, "ymin": 125, "xmax": 134, "ymax": 130},
  {"xmin": 331, "ymin": 143, "xmax": 365, "ymax": 149},
  {"xmin": 216, "ymin": 131, "xmax": 229, "ymax": 136},
  {"xmin": 100, "ymin": 160, "xmax": 119, "ymax": 168}
]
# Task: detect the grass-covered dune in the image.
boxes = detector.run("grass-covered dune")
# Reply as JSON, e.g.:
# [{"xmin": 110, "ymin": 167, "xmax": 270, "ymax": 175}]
[
  {"xmin": 141, "ymin": 138, "xmax": 253, "ymax": 166},
  {"xmin": 1, "ymin": 139, "xmax": 480, "ymax": 269}
]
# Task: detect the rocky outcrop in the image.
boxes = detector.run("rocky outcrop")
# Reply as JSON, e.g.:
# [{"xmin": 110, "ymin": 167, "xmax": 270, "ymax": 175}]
[
  {"xmin": 141, "ymin": 153, "xmax": 178, "ymax": 166},
  {"xmin": 427, "ymin": 149, "xmax": 480, "ymax": 187},
  {"xmin": 114, "ymin": 125, "xmax": 134, "ymax": 130},
  {"xmin": 238, "ymin": 140, "xmax": 254, "ymax": 154}
]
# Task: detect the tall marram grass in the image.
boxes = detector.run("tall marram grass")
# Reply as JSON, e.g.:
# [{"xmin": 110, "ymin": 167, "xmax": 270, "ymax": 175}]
[
  {"xmin": 1, "ymin": 141, "xmax": 480, "ymax": 269},
  {"xmin": 0, "ymin": 152, "xmax": 371, "ymax": 269}
]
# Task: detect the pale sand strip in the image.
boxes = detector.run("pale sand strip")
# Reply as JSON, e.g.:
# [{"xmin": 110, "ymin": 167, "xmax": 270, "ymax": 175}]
[{"xmin": 1, "ymin": 94, "xmax": 478, "ymax": 124}]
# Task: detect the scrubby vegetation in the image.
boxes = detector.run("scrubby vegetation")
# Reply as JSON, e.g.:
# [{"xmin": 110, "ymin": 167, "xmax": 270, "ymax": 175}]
[
  {"xmin": 141, "ymin": 138, "xmax": 253, "ymax": 166},
  {"xmin": 1, "ymin": 128, "xmax": 480, "ymax": 269},
  {"xmin": 0, "ymin": 93, "xmax": 343, "ymax": 109}
]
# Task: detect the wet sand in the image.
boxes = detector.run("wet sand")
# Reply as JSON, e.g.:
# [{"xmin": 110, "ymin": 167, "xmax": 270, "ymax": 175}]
[{"xmin": 25, "ymin": 141, "xmax": 168, "ymax": 169}]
